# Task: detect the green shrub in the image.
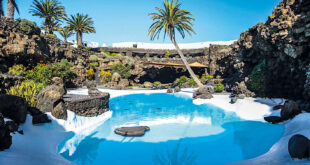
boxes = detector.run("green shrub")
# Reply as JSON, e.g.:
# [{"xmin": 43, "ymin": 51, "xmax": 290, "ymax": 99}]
[
  {"xmin": 89, "ymin": 55, "xmax": 98, "ymax": 62},
  {"xmin": 188, "ymin": 79, "xmax": 197, "ymax": 86},
  {"xmin": 8, "ymin": 64, "xmax": 27, "ymax": 76},
  {"xmin": 206, "ymin": 75, "xmax": 214, "ymax": 81},
  {"xmin": 90, "ymin": 62, "xmax": 99, "ymax": 69},
  {"xmin": 18, "ymin": 19, "xmax": 40, "ymax": 35},
  {"xmin": 111, "ymin": 63, "xmax": 131, "ymax": 79},
  {"xmin": 48, "ymin": 34, "xmax": 55, "ymax": 38},
  {"xmin": 160, "ymin": 84, "xmax": 169, "ymax": 89},
  {"xmin": 176, "ymin": 76, "xmax": 188, "ymax": 86},
  {"xmin": 51, "ymin": 59, "xmax": 77, "ymax": 85},
  {"xmin": 249, "ymin": 60, "xmax": 266, "ymax": 96},
  {"xmin": 201, "ymin": 73, "xmax": 206, "ymax": 79},
  {"xmin": 154, "ymin": 81, "xmax": 161, "ymax": 86},
  {"xmin": 100, "ymin": 70, "xmax": 112, "ymax": 82},
  {"xmin": 6, "ymin": 80, "xmax": 44, "ymax": 107},
  {"xmin": 26, "ymin": 64, "xmax": 52, "ymax": 86},
  {"xmin": 214, "ymin": 83, "xmax": 225, "ymax": 93}
]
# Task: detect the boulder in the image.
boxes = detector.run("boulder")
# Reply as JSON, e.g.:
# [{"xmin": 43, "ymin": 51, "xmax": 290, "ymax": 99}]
[
  {"xmin": 233, "ymin": 81, "xmax": 255, "ymax": 97},
  {"xmin": 36, "ymin": 85, "xmax": 66, "ymax": 113},
  {"xmin": 51, "ymin": 101, "xmax": 67, "ymax": 120},
  {"xmin": 51, "ymin": 77, "xmax": 64, "ymax": 86},
  {"xmin": 231, "ymin": 96, "xmax": 238, "ymax": 104},
  {"xmin": 118, "ymin": 79, "xmax": 129, "ymax": 89},
  {"xmin": 32, "ymin": 114, "xmax": 51, "ymax": 125},
  {"xmin": 205, "ymin": 85, "xmax": 214, "ymax": 93},
  {"xmin": 114, "ymin": 126, "xmax": 150, "ymax": 137},
  {"xmin": 0, "ymin": 95, "xmax": 28, "ymax": 123},
  {"xmin": 174, "ymin": 86, "xmax": 181, "ymax": 93},
  {"xmin": 0, "ymin": 113, "xmax": 12, "ymax": 151},
  {"xmin": 88, "ymin": 87, "xmax": 104, "ymax": 97},
  {"xmin": 288, "ymin": 134, "xmax": 310, "ymax": 159},
  {"xmin": 111, "ymin": 72, "xmax": 121, "ymax": 83},
  {"xmin": 264, "ymin": 116, "xmax": 283, "ymax": 124},
  {"xmin": 238, "ymin": 94, "xmax": 246, "ymax": 99},
  {"xmin": 193, "ymin": 88, "xmax": 213, "ymax": 99},
  {"xmin": 281, "ymin": 100, "xmax": 301, "ymax": 120},
  {"xmin": 167, "ymin": 88, "xmax": 173, "ymax": 93}
]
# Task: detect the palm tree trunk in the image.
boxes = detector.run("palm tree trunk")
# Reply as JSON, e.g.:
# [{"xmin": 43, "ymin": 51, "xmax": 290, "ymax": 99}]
[
  {"xmin": 77, "ymin": 31, "xmax": 83, "ymax": 46},
  {"xmin": 169, "ymin": 32, "xmax": 204, "ymax": 89},
  {"xmin": 6, "ymin": 0, "xmax": 14, "ymax": 19},
  {"xmin": 0, "ymin": 0, "xmax": 3, "ymax": 18}
]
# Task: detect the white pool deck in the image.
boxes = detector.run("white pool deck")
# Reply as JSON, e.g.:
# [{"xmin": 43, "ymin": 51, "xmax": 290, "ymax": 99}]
[{"xmin": 0, "ymin": 88, "xmax": 310, "ymax": 165}]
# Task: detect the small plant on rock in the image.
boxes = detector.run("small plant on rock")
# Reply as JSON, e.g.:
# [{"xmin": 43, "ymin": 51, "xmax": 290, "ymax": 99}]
[
  {"xmin": 111, "ymin": 63, "xmax": 131, "ymax": 79},
  {"xmin": 249, "ymin": 60, "xmax": 266, "ymax": 96},
  {"xmin": 206, "ymin": 75, "xmax": 214, "ymax": 81},
  {"xmin": 100, "ymin": 70, "xmax": 112, "ymax": 82},
  {"xmin": 154, "ymin": 81, "xmax": 161, "ymax": 87},
  {"xmin": 188, "ymin": 78, "xmax": 197, "ymax": 86},
  {"xmin": 86, "ymin": 68, "xmax": 95, "ymax": 80},
  {"xmin": 176, "ymin": 75, "xmax": 188, "ymax": 87}
]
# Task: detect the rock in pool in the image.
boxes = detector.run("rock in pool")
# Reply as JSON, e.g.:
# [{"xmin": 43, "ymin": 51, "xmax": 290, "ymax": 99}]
[{"xmin": 114, "ymin": 126, "xmax": 150, "ymax": 137}]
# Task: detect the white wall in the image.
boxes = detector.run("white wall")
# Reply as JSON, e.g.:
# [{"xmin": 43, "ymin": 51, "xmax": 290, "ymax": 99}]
[{"xmin": 112, "ymin": 41, "xmax": 236, "ymax": 49}]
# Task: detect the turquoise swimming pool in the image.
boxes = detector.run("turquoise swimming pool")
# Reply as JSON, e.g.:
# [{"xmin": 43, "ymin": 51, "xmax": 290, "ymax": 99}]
[{"xmin": 59, "ymin": 93, "xmax": 284, "ymax": 165}]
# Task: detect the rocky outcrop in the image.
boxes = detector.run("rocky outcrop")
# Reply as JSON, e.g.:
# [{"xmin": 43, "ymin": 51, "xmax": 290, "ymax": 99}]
[
  {"xmin": 288, "ymin": 134, "xmax": 310, "ymax": 159},
  {"xmin": 0, "ymin": 74, "xmax": 25, "ymax": 94},
  {"xmin": 193, "ymin": 88, "xmax": 213, "ymax": 99},
  {"xmin": 114, "ymin": 126, "xmax": 150, "ymax": 137},
  {"xmin": 0, "ymin": 94, "xmax": 28, "ymax": 123},
  {"xmin": 36, "ymin": 77, "xmax": 67, "ymax": 119},
  {"xmin": 232, "ymin": 81, "xmax": 255, "ymax": 97},
  {"xmin": 0, "ymin": 113, "xmax": 12, "ymax": 151},
  {"xmin": 280, "ymin": 100, "xmax": 301, "ymax": 120},
  {"xmin": 64, "ymin": 93, "xmax": 110, "ymax": 117}
]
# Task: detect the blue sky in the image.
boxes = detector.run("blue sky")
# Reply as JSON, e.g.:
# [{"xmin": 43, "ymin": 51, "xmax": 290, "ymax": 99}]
[{"xmin": 4, "ymin": 0, "xmax": 281, "ymax": 46}]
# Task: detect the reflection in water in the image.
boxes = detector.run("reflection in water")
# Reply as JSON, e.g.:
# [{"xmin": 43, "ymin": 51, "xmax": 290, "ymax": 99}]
[
  {"xmin": 153, "ymin": 143, "xmax": 197, "ymax": 165},
  {"xmin": 59, "ymin": 93, "xmax": 284, "ymax": 165},
  {"xmin": 61, "ymin": 132, "xmax": 104, "ymax": 165}
]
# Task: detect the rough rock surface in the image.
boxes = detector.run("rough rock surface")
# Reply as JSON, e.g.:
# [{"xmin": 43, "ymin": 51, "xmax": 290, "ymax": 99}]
[
  {"xmin": 0, "ymin": 94, "xmax": 28, "ymax": 123},
  {"xmin": 193, "ymin": 88, "xmax": 213, "ymax": 99},
  {"xmin": 264, "ymin": 116, "xmax": 284, "ymax": 124},
  {"xmin": 233, "ymin": 82, "xmax": 255, "ymax": 97},
  {"xmin": 288, "ymin": 134, "xmax": 310, "ymax": 159},
  {"xmin": 0, "ymin": 113, "xmax": 12, "ymax": 151},
  {"xmin": 51, "ymin": 101, "xmax": 67, "ymax": 120},
  {"xmin": 32, "ymin": 114, "xmax": 51, "ymax": 125},
  {"xmin": 167, "ymin": 88, "xmax": 173, "ymax": 93},
  {"xmin": 281, "ymin": 100, "xmax": 301, "ymax": 120},
  {"xmin": 114, "ymin": 126, "xmax": 150, "ymax": 137},
  {"xmin": 174, "ymin": 86, "xmax": 181, "ymax": 93}
]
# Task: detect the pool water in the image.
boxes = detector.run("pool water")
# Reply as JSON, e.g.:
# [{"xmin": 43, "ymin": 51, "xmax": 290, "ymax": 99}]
[{"xmin": 59, "ymin": 93, "xmax": 284, "ymax": 165}]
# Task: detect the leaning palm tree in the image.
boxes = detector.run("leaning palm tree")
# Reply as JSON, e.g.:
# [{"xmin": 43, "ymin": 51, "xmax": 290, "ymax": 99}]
[
  {"xmin": 66, "ymin": 13, "xmax": 96, "ymax": 46},
  {"xmin": 58, "ymin": 27, "xmax": 74, "ymax": 42},
  {"xmin": 6, "ymin": 0, "xmax": 19, "ymax": 19},
  {"xmin": 148, "ymin": 0, "xmax": 204, "ymax": 88},
  {"xmin": 0, "ymin": 0, "xmax": 4, "ymax": 18},
  {"xmin": 29, "ymin": 0, "xmax": 66, "ymax": 35}
]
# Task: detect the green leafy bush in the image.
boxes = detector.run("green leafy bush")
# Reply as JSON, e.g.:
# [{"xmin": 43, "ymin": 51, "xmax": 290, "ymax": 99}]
[
  {"xmin": 176, "ymin": 75, "xmax": 188, "ymax": 86},
  {"xmin": 6, "ymin": 80, "xmax": 44, "ymax": 106},
  {"xmin": 111, "ymin": 63, "xmax": 131, "ymax": 79},
  {"xmin": 201, "ymin": 73, "xmax": 206, "ymax": 79},
  {"xmin": 18, "ymin": 19, "xmax": 40, "ymax": 35},
  {"xmin": 160, "ymin": 84, "xmax": 170, "ymax": 89},
  {"xmin": 26, "ymin": 64, "xmax": 52, "ymax": 86},
  {"xmin": 100, "ymin": 70, "xmax": 112, "ymax": 82},
  {"xmin": 206, "ymin": 75, "xmax": 214, "ymax": 81},
  {"xmin": 165, "ymin": 50, "xmax": 170, "ymax": 58},
  {"xmin": 51, "ymin": 59, "xmax": 77, "ymax": 85},
  {"xmin": 154, "ymin": 81, "xmax": 161, "ymax": 86},
  {"xmin": 188, "ymin": 79, "xmax": 197, "ymax": 86},
  {"xmin": 90, "ymin": 62, "xmax": 99, "ymax": 69},
  {"xmin": 214, "ymin": 83, "xmax": 225, "ymax": 93},
  {"xmin": 8, "ymin": 64, "xmax": 27, "ymax": 76},
  {"xmin": 89, "ymin": 55, "xmax": 98, "ymax": 62},
  {"xmin": 249, "ymin": 60, "xmax": 266, "ymax": 96}
]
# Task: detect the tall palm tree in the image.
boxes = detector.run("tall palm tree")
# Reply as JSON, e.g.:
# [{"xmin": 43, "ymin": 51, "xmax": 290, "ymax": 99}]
[
  {"xmin": 6, "ymin": 0, "xmax": 19, "ymax": 19},
  {"xmin": 148, "ymin": 0, "xmax": 204, "ymax": 88},
  {"xmin": 67, "ymin": 13, "xmax": 96, "ymax": 46},
  {"xmin": 41, "ymin": 18, "xmax": 61, "ymax": 34},
  {"xmin": 58, "ymin": 27, "xmax": 73, "ymax": 42},
  {"xmin": 29, "ymin": 0, "xmax": 66, "ymax": 35},
  {"xmin": 0, "ymin": 0, "xmax": 4, "ymax": 18}
]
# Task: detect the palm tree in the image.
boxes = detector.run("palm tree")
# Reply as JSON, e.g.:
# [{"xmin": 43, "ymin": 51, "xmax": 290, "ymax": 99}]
[
  {"xmin": 58, "ymin": 27, "xmax": 74, "ymax": 42},
  {"xmin": 148, "ymin": 0, "xmax": 204, "ymax": 88},
  {"xmin": 41, "ymin": 18, "xmax": 61, "ymax": 34},
  {"xmin": 6, "ymin": 0, "xmax": 19, "ymax": 19},
  {"xmin": 0, "ymin": 0, "xmax": 4, "ymax": 18},
  {"xmin": 67, "ymin": 13, "xmax": 96, "ymax": 46},
  {"xmin": 29, "ymin": 0, "xmax": 66, "ymax": 35}
]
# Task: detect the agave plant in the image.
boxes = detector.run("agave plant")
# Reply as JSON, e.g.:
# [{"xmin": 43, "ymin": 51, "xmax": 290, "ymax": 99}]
[
  {"xmin": 148, "ymin": 0, "xmax": 204, "ymax": 88},
  {"xmin": 6, "ymin": 80, "xmax": 45, "ymax": 107},
  {"xmin": 67, "ymin": 13, "xmax": 96, "ymax": 46},
  {"xmin": 6, "ymin": 0, "xmax": 19, "ymax": 19},
  {"xmin": 30, "ymin": 0, "xmax": 66, "ymax": 35}
]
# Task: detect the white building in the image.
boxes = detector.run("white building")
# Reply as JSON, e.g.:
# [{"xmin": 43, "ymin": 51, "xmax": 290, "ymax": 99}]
[{"xmin": 112, "ymin": 41, "xmax": 236, "ymax": 49}]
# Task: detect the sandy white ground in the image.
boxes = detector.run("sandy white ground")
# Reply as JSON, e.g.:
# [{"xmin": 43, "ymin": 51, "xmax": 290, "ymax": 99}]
[{"xmin": 0, "ymin": 88, "xmax": 309, "ymax": 165}]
